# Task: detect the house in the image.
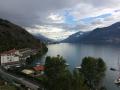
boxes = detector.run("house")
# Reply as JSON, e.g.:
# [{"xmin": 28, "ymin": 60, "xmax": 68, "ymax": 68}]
[
  {"xmin": 33, "ymin": 65, "xmax": 45, "ymax": 71},
  {"xmin": 0, "ymin": 49, "xmax": 20, "ymax": 66},
  {"xmin": 19, "ymin": 48, "xmax": 32, "ymax": 60},
  {"xmin": 33, "ymin": 65, "xmax": 45, "ymax": 75},
  {"xmin": 0, "ymin": 48, "xmax": 37, "ymax": 66}
]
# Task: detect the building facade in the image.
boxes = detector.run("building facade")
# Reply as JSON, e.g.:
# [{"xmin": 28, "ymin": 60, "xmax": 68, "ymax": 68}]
[
  {"xmin": 0, "ymin": 49, "xmax": 20, "ymax": 66},
  {"xmin": 0, "ymin": 48, "xmax": 36, "ymax": 66}
]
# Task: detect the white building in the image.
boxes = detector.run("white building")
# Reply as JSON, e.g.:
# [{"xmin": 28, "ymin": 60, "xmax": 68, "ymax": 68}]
[{"xmin": 0, "ymin": 49, "xmax": 20, "ymax": 66}]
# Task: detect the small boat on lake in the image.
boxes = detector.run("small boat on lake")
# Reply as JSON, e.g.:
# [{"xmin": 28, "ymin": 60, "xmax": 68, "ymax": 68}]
[
  {"xmin": 75, "ymin": 66, "xmax": 81, "ymax": 69},
  {"xmin": 65, "ymin": 63, "xmax": 70, "ymax": 66},
  {"xmin": 110, "ymin": 68, "xmax": 116, "ymax": 71},
  {"xmin": 114, "ymin": 77, "xmax": 120, "ymax": 84},
  {"xmin": 36, "ymin": 62, "xmax": 41, "ymax": 66},
  {"xmin": 114, "ymin": 57, "xmax": 120, "ymax": 85}
]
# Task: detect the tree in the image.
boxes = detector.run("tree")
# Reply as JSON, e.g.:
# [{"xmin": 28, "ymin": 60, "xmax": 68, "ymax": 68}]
[
  {"xmin": 44, "ymin": 55, "xmax": 89, "ymax": 90},
  {"xmin": 45, "ymin": 55, "xmax": 67, "ymax": 79},
  {"xmin": 44, "ymin": 55, "xmax": 70, "ymax": 90},
  {"xmin": 44, "ymin": 56, "xmax": 105, "ymax": 90},
  {"xmin": 72, "ymin": 70, "xmax": 89, "ymax": 90},
  {"xmin": 81, "ymin": 57, "xmax": 106, "ymax": 90}
]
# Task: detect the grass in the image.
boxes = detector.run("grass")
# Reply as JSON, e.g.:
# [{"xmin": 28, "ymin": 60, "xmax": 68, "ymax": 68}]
[{"xmin": 0, "ymin": 85, "xmax": 17, "ymax": 90}]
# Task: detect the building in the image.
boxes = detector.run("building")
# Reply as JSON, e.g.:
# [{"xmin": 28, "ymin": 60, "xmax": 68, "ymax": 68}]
[
  {"xmin": 19, "ymin": 48, "xmax": 32, "ymax": 60},
  {"xmin": 0, "ymin": 48, "xmax": 37, "ymax": 66},
  {"xmin": 33, "ymin": 65, "xmax": 45, "ymax": 71},
  {"xmin": 33, "ymin": 65, "xmax": 45, "ymax": 75},
  {"xmin": 0, "ymin": 49, "xmax": 20, "ymax": 66}
]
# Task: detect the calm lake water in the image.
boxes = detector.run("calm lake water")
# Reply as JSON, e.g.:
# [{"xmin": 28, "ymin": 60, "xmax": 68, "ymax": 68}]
[{"xmin": 33, "ymin": 43, "xmax": 120, "ymax": 90}]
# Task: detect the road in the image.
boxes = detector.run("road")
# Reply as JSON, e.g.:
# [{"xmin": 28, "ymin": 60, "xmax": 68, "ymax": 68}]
[{"xmin": 0, "ymin": 68, "xmax": 41, "ymax": 90}]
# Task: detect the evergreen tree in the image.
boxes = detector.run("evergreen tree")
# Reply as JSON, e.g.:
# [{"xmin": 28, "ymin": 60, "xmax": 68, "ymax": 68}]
[{"xmin": 81, "ymin": 57, "xmax": 106, "ymax": 90}]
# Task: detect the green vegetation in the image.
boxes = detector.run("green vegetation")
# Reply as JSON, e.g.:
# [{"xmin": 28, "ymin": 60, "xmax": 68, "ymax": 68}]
[
  {"xmin": 81, "ymin": 57, "xmax": 106, "ymax": 90},
  {"xmin": 43, "ymin": 55, "xmax": 106, "ymax": 90},
  {"xmin": 44, "ymin": 55, "xmax": 72, "ymax": 90},
  {"xmin": 0, "ymin": 84, "xmax": 17, "ymax": 90},
  {"xmin": 26, "ymin": 46, "xmax": 48, "ymax": 65},
  {"xmin": 0, "ymin": 18, "xmax": 48, "ymax": 52},
  {"xmin": 0, "ymin": 77, "xmax": 17, "ymax": 90}
]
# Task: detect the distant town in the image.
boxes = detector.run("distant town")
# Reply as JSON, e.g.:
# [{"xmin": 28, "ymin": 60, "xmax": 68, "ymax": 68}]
[
  {"xmin": 0, "ymin": 48, "xmax": 45, "ymax": 90},
  {"xmin": 1, "ymin": 48, "xmax": 38, "ymax": 67}
]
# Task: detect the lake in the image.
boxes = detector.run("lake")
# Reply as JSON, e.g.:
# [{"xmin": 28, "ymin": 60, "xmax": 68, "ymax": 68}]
[{"xmin": 33, "ymin": 43, "xmax": 120, "ymax": 90}]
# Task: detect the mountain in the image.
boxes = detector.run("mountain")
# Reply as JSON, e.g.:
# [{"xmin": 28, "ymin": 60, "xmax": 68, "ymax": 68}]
[
  {"xmin": 0, "ymin": 19, "xmax": 47, "ymax": 52},
  {"xmin": 33, "ymin": 34, "xmax": 54, "ymax": 43},
  {"xmin": 62, "ymin": 31, "xmax": 90, "ymax": 43},
  {"xmin": 63, "ymin": 22, "xmax": 120, "ymax": 44}
]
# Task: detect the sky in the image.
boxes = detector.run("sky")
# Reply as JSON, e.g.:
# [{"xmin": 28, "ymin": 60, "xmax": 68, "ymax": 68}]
[{"xmin": 0, "ymin": 0, "xmax": 120, "ymax": 40}]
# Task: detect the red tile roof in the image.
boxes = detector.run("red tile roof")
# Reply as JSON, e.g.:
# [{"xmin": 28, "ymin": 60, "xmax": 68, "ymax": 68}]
[{"xmin": 33, "ymin": 65, "xmax": 45, "ymax": 71}]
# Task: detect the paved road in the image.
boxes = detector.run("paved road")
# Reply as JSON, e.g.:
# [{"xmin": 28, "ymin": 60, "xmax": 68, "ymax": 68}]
[{"xmin": 0, "ymin": 68, "xmax": 41, "ymax": 90}]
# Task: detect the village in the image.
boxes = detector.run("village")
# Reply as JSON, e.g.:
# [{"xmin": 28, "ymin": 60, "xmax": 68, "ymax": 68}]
[{"xmin": 0, "ymin": 48, "xmax": 45, "ymax": 90}]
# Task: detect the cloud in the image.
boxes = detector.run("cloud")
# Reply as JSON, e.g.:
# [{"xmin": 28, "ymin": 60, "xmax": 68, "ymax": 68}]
[
  {"xmin": 0, "ymin": 0, "xmax": 120, "ymax": 40},
  {"xmin": 47, "ymin": 13, "xmax": 65, "ymax": 23},
  {"xmin": 0, "ymin": 0, "xmax": 78, "ymax": 27},
  {"xmin": 27, "ymin": 25, "xmax": 76, "ymax": 40}
]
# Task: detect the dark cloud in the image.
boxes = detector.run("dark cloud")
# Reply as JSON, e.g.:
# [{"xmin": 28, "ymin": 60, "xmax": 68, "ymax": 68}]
[
  {"xmin": 0, "ymin": 0, "xmax": 79, "ymax": 27},
  {"xmin": 0, "ymin": 0, "xmax": 119, "ymax": 28},
  {"xmin": 0, "ymin": 0, "xmax": 120, "ymax": 40}
]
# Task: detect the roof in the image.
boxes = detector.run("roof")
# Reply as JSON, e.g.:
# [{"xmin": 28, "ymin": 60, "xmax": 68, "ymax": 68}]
[
  {"xmin": 33, "ymin": 65, "xmax": 45, "ymax": 71},
  {"xmin": 22, "ymin": 69, "xmax": 34, "ymax": 75},
  {"xmin": 1, "ymin": 48, "xmax": 18, "ymax": 55},
  {"xmin": 19, "ymin": 48, "xmax": 31, "ymax": 52},
  {"xmin": 2, "ymin": 61, "xmax": 19, "ymax": 65}
]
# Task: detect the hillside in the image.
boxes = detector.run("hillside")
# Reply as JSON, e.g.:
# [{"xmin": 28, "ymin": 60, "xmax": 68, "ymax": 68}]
[
  {"xmin": 33, "ymin": 33, "xmax": 54, "ymax": 43},
  {"xmin": 80, "ymin": 22, "xmax": 120, "ymax": 44},
  {"xmin": 0, "ymin": 19, "xmax": 47, "ymax": 52},
  {"xmin": 62, "ymin": 31, "xmax": 90, "ymax": 43},
  {"xmin": 63, "ymin": 22, "xmax": 120, "ymax": 44}
]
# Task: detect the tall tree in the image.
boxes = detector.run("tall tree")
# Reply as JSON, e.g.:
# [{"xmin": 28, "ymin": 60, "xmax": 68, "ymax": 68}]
[
  {"xmin": 81, "ymin": 57, "xmax": 106, "ymax": 90},
  {"xmin": 72, "ymin": 70, "xmax": 89, "ymax": 90},
  {"xmin": 44, "ymin": 55, "xmax": 70, "ymax": 90}
]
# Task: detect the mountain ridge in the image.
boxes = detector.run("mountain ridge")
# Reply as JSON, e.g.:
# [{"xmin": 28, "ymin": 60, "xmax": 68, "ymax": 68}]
[
  {"xmin": 0, "ymin": 18, "xmax": 47, "ymax": 52},
  {"xmin": 62, "ymin": 22, "xmax": 120, "ymax": 44},
  {"xmin": 33, "ymin": 33, "xmax": 54, "ymax": 43}
]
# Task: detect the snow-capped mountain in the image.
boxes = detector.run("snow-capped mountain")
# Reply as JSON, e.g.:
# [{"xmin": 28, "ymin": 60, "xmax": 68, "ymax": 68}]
[{"xmin": 62, "ymin": 22, "xmax": 120, "ymax": 44}]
